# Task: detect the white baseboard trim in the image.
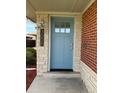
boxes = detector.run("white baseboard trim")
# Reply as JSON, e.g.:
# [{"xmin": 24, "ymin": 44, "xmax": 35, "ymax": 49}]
[{"xmin": 80, "ymin": 61, "xmax": 97, "ymax": 93}]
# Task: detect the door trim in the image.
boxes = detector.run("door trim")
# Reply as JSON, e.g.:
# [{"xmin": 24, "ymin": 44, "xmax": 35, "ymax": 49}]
[{"xmin": 48, "ymin": 15, "xmax": 75, "ymax": 71}]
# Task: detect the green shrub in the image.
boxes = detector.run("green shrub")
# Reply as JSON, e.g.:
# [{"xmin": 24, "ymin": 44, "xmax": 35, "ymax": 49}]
[{"xmin": 26, "ymin": 48, "xmax": 36, "ymax": 66}]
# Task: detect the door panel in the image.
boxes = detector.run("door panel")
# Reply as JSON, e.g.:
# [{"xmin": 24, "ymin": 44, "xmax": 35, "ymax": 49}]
[{"xmin": 51, "ymin": 17, "xmax": 74, "ymax": 70}]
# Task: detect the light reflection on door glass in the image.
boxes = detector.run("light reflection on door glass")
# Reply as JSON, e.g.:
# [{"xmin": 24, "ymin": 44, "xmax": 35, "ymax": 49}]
[
  {"xmin": 55, "ymin": 28, "xmax": 59, "ymax": 33},
  {"xmin": 66, "ymin": 28, "xmax": 70, "ymax": 33},
  {"xmin": 61, "ymin": 28, "xmax": 65, "ymax": 33}
]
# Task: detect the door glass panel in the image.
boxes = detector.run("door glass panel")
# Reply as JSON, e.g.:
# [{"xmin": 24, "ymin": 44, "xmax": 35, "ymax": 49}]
[
  {"xmin": 61, "ymin": 28, "xmax": 65, "ymax": 33},
  {"xmin": 61, "ymin": 23, "xmax": 65, "ymax": 28},
  {"xmin": 66, "ymin": 28, "xmax": 70, "ymax": 33},
  {"xmin": 55, "ymin": 22, "xmax": 71, "ymax": 33},
  {"xmin": 60, "ymin": 23, "xmax": 65, "ymax": 33},
  {"xmin": 66, "ymin": 23, "xmax": 70, "ymax": 28},
  {"xmin": 55, "ymin": 22, "xmax": 59, "ymax": 27},
  {"xmin": 65, "ymin": 23, "xmax": 70, "ymax": 33},
  {"xmin": 55, "ymin": 28, "xmax": 60, "ymax": 33},
  {"xmin": 55, "ymin": 23, "xmax": 60, "ymax": 33}
]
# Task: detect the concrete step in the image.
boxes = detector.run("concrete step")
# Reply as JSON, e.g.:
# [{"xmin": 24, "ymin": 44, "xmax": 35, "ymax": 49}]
[{"xmin": 42, "ymin": 72, "xmax": 81, "ymax": 78}]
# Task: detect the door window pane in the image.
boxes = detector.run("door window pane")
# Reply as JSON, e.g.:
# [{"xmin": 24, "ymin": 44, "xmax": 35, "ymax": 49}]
[
  {"xmin": 55, "ymin": 22, "xmax": 71, "ymax": 33},
  {"xmin": 61, "ymin": 28, "xmax": 65, "ymax": 33},
  {"xmin": 66, "ymin": 28, "xmax": 70, "ymax": 33},
  {"xmin": 65, "ymin": 23, "xmax": 70, "ymax": 33},
  {"xmin": 55, "ymin": 23, "xmax": 60, "ymax": 28},
  {"xmin": 66, "ymin": 23, "xmax": 70, "ymax": 28},
  {"xmin": 55, "ymin": 28, "xmax": 60, "ymax": 33},
  {"xmin": 61, "ymin": 23, "xmax": 65, "ymax": 28},
  {"xmin": 55, "ymin": 22, "xmax": 60, "ymax": 33},
  {"xmin": 60, "ymin": 23, "xmax": 65, "ymax": 33}
]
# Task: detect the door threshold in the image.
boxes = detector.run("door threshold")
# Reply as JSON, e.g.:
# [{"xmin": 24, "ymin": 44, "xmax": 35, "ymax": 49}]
[{"xmin": 50, "ymin": 69, "xmax": 73, "ymax": 72}]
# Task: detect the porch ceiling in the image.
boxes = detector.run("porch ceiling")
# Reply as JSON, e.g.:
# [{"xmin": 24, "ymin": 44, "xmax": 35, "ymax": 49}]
[{"xmin": 26, "ymin": 0, "xmax": 90, "ymax": 22}]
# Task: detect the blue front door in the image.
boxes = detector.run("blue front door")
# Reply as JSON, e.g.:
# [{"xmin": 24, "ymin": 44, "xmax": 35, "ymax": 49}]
[{"xmin": 51, "ymin": 17, "xmax": 74, "ymax": 70}]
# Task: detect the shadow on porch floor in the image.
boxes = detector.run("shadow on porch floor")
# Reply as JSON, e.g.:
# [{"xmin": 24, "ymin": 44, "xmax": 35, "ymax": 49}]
[{"xmin": 27, "ymin": 72, "xmax": 88, "ymax": 93}]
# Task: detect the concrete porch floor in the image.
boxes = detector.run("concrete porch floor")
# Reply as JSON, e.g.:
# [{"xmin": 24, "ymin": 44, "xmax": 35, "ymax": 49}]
[{"xmin": 27, "ymin": 72, "xmax": 88, "ymax": 93}]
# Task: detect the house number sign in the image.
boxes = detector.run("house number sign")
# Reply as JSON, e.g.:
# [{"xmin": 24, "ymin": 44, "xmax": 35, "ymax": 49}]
[{"xmin": 40, "ymin": 29, "xmax": 44, "ymax": 46}]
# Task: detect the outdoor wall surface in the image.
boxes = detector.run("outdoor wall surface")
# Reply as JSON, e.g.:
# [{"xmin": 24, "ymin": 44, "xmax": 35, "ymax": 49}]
[
  {"xmin": 80, "ymin": 1, "xmax": 97, "ymax": 93},
  {"xmin": 81, "ymin": 1, "xmax": 97, "ymax": 73},
  {"xmin": 36, "ymin": 14, "xmax": 49, "ymax": 75},
  {"xmin": 73, "ymin": 15, "xmax": 82, "ymax": 72},
  {"xmin": 80, "ymin": 61, "xmax": 97, "ymax": 93},
  {"xmin": 36, "ymin": 13, "xmax": 82, "ymax": 75}
]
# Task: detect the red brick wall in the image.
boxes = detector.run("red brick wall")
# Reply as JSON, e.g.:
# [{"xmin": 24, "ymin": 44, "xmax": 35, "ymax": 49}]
[{"xmin": 81, "ymin": 1, "xmax": 97, "ymax": 73}]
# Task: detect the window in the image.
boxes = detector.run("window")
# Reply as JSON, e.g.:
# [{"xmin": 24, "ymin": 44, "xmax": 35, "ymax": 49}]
[
  {"xmin": 55, "ymin": 22, "xmax": 71, "ymax": 33},
  {"xmin": 55, "ymin": 28, "xmax": 59, "ymax": 33},
  {"xmin": 65, "ymin": 28, "xmax": 70, "ymax": 33},
  {"xmin": 55, "ymin": 23, "xmax": 60, "ymax": 33},
  {"xmin": 60, "ymin": 28, "xmax": 65, "ymax": 33},
  {"xmin": 60, "ymin": 23, "xmax": 65, "ymax": 33},
  {"xmin": 65, "ymin": 23, "xmax": 70, "ymax": 33}
]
